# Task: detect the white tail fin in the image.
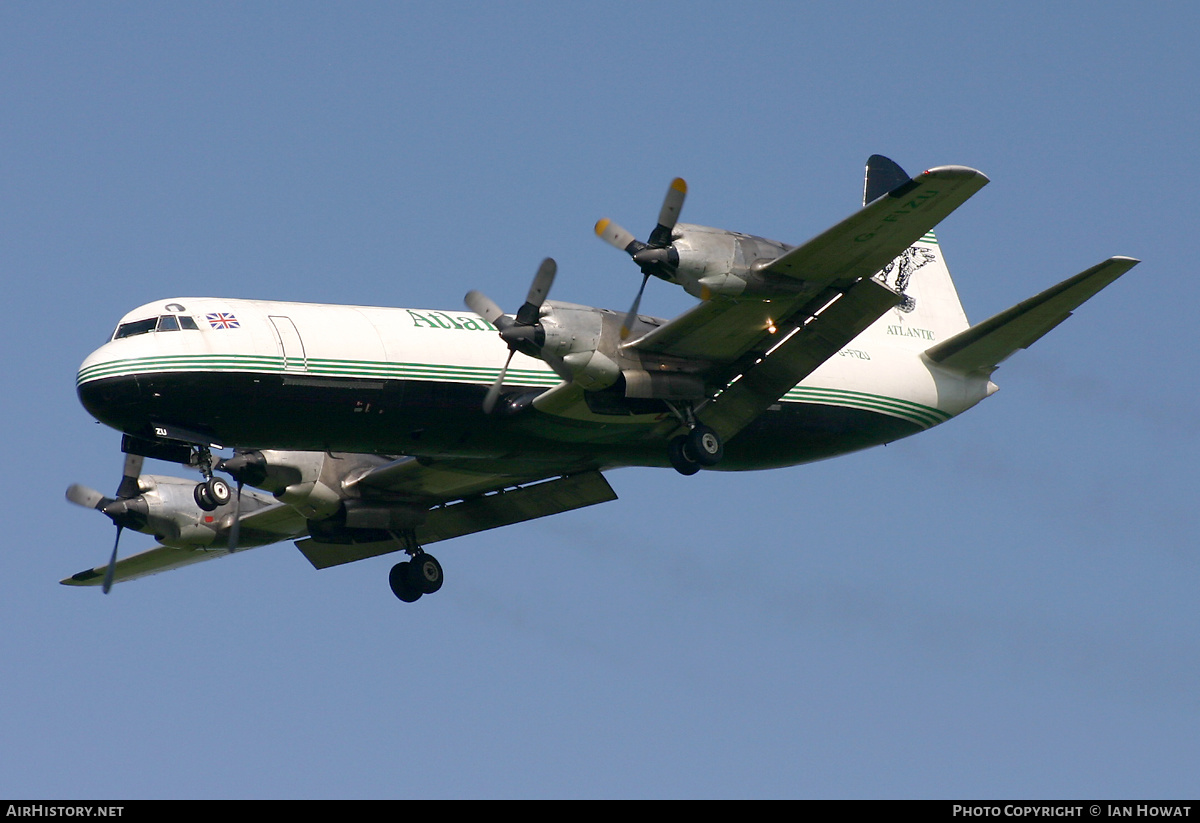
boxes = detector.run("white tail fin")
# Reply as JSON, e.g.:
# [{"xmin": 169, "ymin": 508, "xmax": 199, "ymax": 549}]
[{"xmin": 864, "ymin": 156, "xmax": 972, "ymax": 344}]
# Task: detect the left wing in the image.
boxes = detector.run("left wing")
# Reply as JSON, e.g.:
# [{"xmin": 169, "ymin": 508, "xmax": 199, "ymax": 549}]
[{"xmin": 62, "ymin": 543, "xmax": 244, "ymax": 586}]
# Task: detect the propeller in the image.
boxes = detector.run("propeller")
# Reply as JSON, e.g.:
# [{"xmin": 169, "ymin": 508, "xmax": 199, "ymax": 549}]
[
  {"xmin": 595, "ymin": 177, "xmax": 687, "ymax": 338},
  {"xmin": 464, "ymin": 257, "xmax": 557, "ymax": 414},
  {"xmin": 66, "ymin": 452, "xmax": 146, "ymax": 593},
  {"xmin": 215, "ymin": 450, "xmax": 267, "ymax": 553}
]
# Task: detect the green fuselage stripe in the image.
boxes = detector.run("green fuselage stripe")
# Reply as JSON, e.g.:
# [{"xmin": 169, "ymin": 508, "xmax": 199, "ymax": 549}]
[{"xmin": 79, "ymin": 355, "xmax": 948, "ymax": 428}]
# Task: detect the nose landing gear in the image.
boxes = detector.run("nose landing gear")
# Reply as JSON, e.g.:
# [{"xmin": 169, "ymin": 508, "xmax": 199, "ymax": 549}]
[
  {"xmin": 182, "ymin": 446, "xmax": 232, "ymax": 511},
  {"xmin": 193, "ymin": 475, "xmax": 232, "ymax": 511}
]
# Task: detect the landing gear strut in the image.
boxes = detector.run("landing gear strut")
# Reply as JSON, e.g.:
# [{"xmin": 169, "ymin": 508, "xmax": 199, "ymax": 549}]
[{"xmin": 387, "ymin": 530, "xmax": 444, "ymax": 603}]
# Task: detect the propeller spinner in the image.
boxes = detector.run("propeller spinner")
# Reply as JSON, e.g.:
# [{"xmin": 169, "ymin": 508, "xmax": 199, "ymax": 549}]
[
  {"xmin": 465, "ymin": 257, "xmax": 557, "ymax": 414},
  {"xmin": 595, "ymin": 177, "xmax": 687, "ymax": 338}
]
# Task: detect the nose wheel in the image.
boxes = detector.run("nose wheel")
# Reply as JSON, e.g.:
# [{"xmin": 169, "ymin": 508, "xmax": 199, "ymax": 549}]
[{"xmin": 193, "ymin": 476, "xmax": 232, "ymax": 511}]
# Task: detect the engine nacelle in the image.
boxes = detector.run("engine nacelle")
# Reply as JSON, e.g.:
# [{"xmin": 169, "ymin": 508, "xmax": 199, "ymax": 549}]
[
  {"xmin": 671, "ymin": 223, "xmax": 798, "ymax": 300},
  {"xmin": 227, "ymin": 449, "xmax": 352, "ymax": 518},
  {"xmin": 123, "ymin": 475, "xmax": 268, "ymax": 548},
  {"xmin": 536, "ymin": 302, "xmax": 621, "ymax": 391}
]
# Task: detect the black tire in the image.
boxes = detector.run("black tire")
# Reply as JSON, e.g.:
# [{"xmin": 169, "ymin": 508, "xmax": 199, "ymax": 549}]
[
  {"xmin": 206, "ymin": 477, "xmax": 233, "ymax": 506},
  {"xmin": 687, "ymin": 425, "xmax": 723, "ymax": 467},
  {"xmin": 389, "ymin": 562, "xmax": 423, "ymax": 602},
  {"xmin": 668, "ymin": 435, "xmax": 701, "ymax": 476},
  {"xmin": 194, "ymin": 482, "xmax": 218, "ymax": 512},
  {"xmin": 410, "ymin": 553, "xmax": 444, "ymax": 594}
]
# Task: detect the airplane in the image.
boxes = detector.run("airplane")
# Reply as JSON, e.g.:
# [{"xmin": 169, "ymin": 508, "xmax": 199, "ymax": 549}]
[{"xmin": 63, "ymin": 155, "xmax": 1138, "ymax": 602}]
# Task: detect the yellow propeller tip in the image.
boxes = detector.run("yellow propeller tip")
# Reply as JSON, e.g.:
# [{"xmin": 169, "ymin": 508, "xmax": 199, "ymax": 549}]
[
  {"xmin": 594, "ymin": 218, "xmax": 610, "ymax": 236},
  {"xmin": 671, "ymin": 178, "xmax": 687, "ymax": 193}
]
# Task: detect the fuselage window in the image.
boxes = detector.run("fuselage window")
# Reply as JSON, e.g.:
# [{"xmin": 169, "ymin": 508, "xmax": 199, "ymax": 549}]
[{"xmin": 157, "ymin": 315, "xmax": 180, "ymax": 332}]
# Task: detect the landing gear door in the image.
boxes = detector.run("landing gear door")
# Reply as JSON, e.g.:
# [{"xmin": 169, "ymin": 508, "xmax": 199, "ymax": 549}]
[{"xmin": 269, "ymin": 315, "xmax": 307, "ymax": 372}]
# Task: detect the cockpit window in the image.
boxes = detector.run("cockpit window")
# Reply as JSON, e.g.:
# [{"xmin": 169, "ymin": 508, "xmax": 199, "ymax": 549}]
[
  {"xmin": 112, "ymin": 314, "xmax": 202, "ymax": 340},
  {"xmin": 113, "ymin": 318, "xmax": 158, "ymax": 340}
]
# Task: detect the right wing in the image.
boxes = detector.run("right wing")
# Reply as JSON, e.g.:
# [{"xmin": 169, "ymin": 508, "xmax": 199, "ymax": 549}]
[
  {"xmin": 622, "ymin": 165, "xmax": 989, "ymax": 440},
  {"xmin": 627, "ymin": 165, "xmax": 990, "ymax": 366}
]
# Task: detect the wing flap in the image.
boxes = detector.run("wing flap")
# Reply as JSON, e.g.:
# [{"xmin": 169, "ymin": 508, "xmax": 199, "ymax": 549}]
[
  {"xmin": 924, "ymin": 256, "xmax": 1138, "ymax": 374},
  {"xmin": 343, "ymin": 455, "xmax": 543, "ymax": 501},
  {"xmin": 295, "ymin": 471, "xmax": 617, "ymax": 570},
  {"xmin": 702, "ymin": 277, "xmax": 902, "ymax": 439}
]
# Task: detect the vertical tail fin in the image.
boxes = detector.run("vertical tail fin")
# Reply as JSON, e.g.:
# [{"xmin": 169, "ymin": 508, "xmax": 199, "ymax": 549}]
[{"xmin": 865, "ymin": 156, "xmax": 972, "ymax": 343}]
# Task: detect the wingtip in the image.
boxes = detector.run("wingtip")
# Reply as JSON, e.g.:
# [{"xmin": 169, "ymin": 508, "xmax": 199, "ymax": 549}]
[
  {"xmin": 921, "ymin": 165, "xmax": 991, "ymax": 185},
  {"xmin": 61, "ymin": 568, "xmax": 103, "ymax": 586}
]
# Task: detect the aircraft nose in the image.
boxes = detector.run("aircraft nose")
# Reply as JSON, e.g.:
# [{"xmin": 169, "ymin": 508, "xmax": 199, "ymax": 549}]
[{"xmin": 76, "ymin": 348, "xmax": 147, "ymax": 431}]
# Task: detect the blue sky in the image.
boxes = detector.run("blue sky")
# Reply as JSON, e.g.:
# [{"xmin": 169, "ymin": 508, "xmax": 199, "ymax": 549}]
[{"xmin": 3, "ymin": 1, "xmax": 1198, "ymax": 798}]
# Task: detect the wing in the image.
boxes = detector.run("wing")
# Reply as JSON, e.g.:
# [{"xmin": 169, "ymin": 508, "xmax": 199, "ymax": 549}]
[
  {"xmin": 296, "ymin": 467, "xmax": 617, "ymax": 570},
  {"xmin": 626, "ymin": 165, "xmax": 988, "ymax": 365},
  {"xmin": 61, "ymin": 502, "xmax": 305, "ymax": 587},
  {"xmin": 62, "ymin": 543, "xmax": 246, "ymax": 586},
  {"xmin": 609, "ymin": 165, "xmax": 988, "ymax": 439}
]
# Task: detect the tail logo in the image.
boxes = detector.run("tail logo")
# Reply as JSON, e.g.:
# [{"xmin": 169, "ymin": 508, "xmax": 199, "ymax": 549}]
[{"xmin": 878, "ymin": 246, "xmax": 937, "ymax": 313}]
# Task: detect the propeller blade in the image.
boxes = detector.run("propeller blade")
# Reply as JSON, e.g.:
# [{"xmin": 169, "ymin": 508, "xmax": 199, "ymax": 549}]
[
  {"xmin": 483, "ymin": 350, "xmax": 515, "ymax": 414},
  {"xmin": 649, "ymin": 177, "xmax": 687, "ymax": 246},
  {"xmin": 227, "ymin": 480, "xmax": 243, "ymax": 553},
  {"xmin": 620, "ymin": 274, "xmax": 651, "ymax": 340},
  {"xmin": 115, "ymin": 453, "xmax": 144, "ymax": 499},
  {"xmin": 66, "ymin": 484, "xmax": 111, "ymax": 511},
  {"xmin": 464, "ymin": 290, "xmax": 507, "ymax": 325},
  {"xmin": 516, "ymin": 258, "xmax": 556, "ymax": 325},
  {"xmin": 595, "ymin": 218, "xmax": 641, "ymax": 255},
  {"xmin": 102, "ymin": 525, "xmax": 122, "ymax": 594}
]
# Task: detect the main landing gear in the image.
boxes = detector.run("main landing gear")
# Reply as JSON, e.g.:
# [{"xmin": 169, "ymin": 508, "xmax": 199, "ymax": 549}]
[
  {"xmin": 387, "ymin": 530, "xmax": 444, "ymax": 603},
  {"xmin": 665, "ymin": 404, "xmax": 724, "ymax": 476}
]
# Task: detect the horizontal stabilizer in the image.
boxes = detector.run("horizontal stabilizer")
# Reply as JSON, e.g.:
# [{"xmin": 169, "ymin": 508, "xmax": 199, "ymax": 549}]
[{"xmin": 924, "ymin": 256, "xmax": 1139, "ymax": 373}]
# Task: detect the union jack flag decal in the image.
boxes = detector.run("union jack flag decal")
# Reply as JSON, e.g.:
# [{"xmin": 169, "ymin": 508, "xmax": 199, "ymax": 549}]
[{"xmin": 206, "ymin": 312, "xmax": 239, "ymax": 329}]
